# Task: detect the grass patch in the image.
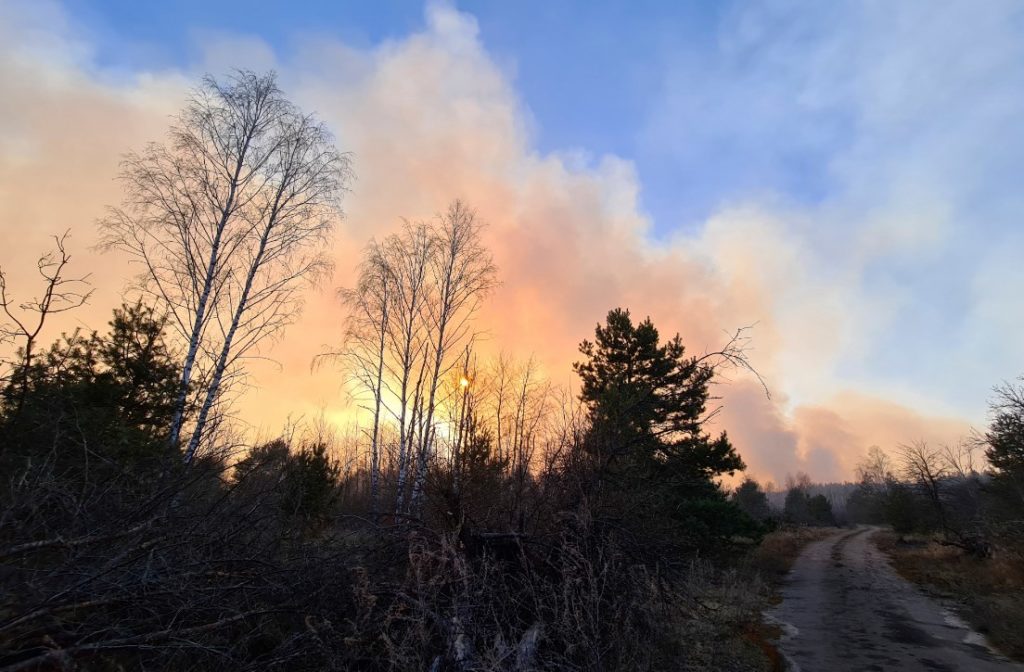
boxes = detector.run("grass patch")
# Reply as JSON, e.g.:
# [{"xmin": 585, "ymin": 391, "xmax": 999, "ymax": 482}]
[{"xmin": 876, "ymin": 531, "xmax": 1024, "ymax": 661}]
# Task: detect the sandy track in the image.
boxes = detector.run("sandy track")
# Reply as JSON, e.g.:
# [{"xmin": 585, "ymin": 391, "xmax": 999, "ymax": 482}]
[{"xmin": 767, "ymin": 526, "xmax": 1023, "ymax": 671}]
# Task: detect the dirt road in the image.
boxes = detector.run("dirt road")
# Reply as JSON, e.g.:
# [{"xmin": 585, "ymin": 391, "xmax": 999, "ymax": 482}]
[{"xmin": 767, "ymin": 526, "xmax": 1022, "ymax": 671}]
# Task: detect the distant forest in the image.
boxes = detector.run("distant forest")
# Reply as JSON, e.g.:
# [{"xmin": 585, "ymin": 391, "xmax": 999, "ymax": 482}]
[{"xmin": 2, "ymin": 71, "xmax": 1021, "ymax": 672}]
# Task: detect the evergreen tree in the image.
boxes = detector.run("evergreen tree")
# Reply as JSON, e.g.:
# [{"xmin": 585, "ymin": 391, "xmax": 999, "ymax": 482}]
[
  {"xmin": 783, "ymin": 486, "xmax": 810, "ymax": 524},
  {"xmin": 985, "ymin": 380, "xmax": 1024, "ymax": 508},
  {"xmin": 783, "ymin": 483, "xmax": 835, "ymax": 527},
  {"xmin": 1, "ymin": 303, "xmax": 183, "ymax": 468},
  {"xmin": 807, "ymin": 493, "xmax": 835, "ymax": 526},
  {"xmin": 233, "ymin": 439, "xmax": 341, "ymax": 530},
  {"xmin": 574, "ymin": 308, "xmax": 744, "ymax": 480},
  {"xmin": 733, "ymin": 478, "xmax": 772, "ymax": 521},
  {"xmin": 573, "ymin": 308, "xmax": 747, "ymax": 550}
]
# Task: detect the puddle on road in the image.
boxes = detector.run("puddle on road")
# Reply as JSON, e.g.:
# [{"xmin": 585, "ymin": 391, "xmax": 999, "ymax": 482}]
[
  {"xmin": 941, "ymin": 609, "xmax": 994, "ymax": 649},
  {"xmin": 763, "ymin": 613, "xmax": 802, "ymax": 672},
  {"xmin": 772, "ymin": 618, "xmax": 800, "ymax": 641}
]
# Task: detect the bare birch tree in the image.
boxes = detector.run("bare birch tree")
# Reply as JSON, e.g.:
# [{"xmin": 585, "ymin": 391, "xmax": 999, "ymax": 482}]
[
  {"xmin": 328, "ymin": 202, "xmax": 496, "ymax": 518},
  {"xmin": 101, "ymin": 71, "xmax": 349, "ymax": 463},
  {"xmin": 409, "ymin": 201, "xmax": 497, "ymax": 514},
  {"xmin": 322, "ymin": 240, "xmax": 391, "ymax": 518},
  {"xmin": 448, "ymin": 346, "xmax": 474, "ymax": 498},
  {"xmin": 502, "ymin": 356, "xmax": 549, "ymax": 528},
  {"xmin": 380, "ymin": 222, "xmax": 435, "ymax": 515}
]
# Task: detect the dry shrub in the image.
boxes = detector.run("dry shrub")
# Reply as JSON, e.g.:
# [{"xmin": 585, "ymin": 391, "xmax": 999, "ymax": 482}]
[
  {"xmin": 0, "ymin": 451, "xmax": 359, "ymax": 671},
  {"xmin": 310, "ymin": 512, "xmax": 773, "ymax": 672},
  {"xmin": 1, "ymin": 430, "xmax": 787, "ymax": 672},
  {"xmin": 1, "ymin": 436, "xmax": 778, "ymax": 671},
  {"xmin": 669, "ymin": 561, "xmax": 771, "ymax": 671},
  {"xmin": 360, "ymin": 526, "xmax": 673, "ymax": 670}
]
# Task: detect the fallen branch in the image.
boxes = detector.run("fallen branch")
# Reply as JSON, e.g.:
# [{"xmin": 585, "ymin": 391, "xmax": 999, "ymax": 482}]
[{"xmin": 0, "ymin": 520, "xmax": 156, "ymax": 560}]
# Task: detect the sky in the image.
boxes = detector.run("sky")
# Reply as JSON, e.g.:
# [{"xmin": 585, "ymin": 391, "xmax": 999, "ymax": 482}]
[{"xmin": 1, "ymin": 0, "xmax": 1022, "ymax": 483}]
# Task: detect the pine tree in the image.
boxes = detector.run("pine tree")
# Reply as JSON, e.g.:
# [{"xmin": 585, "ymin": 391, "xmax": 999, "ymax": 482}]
[
  {"xmin": 573, "ymin": 308, "xmax": 748, "ymax": 549},
  {"xmin": 1, "ymin": 303, "xmax": 183, "ymax": 468},
  {"xmin": 574, "ymin": 308, "xmax": 744, "ymax": 483},
  {"xmin": 733, "ymin": 478, "xmax": 772, "ymax": 521},
  {"xmin": 985, "ymin": 380, "xmax": 1024, "ymax": 510}
]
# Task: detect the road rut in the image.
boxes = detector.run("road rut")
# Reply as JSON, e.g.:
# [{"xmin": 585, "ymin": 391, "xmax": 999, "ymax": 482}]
[{"xmin": 768, "ymin": 526, "xmax": 1023, "ymax": 671}]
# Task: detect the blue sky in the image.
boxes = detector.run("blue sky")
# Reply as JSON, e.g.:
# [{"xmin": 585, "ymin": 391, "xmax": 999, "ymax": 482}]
[
  {"xmin": 64, "ymin": 1, "xmax": 799, "ymax": 231},
  {"xmin": 62, "ymin": 0, "xmax": 1024, "ymax": 246}
]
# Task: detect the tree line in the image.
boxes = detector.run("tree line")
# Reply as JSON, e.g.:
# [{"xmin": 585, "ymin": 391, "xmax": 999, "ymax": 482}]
[
  {"xmin": 730, "ymin": 418, "xmax": 1024, "ymax": 559},
  {"xmin": 844, "ymin": 420, "xmax": 1024, "ymax": 558}
]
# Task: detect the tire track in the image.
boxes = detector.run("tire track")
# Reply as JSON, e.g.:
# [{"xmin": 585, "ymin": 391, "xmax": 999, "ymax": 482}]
[{"xmin": 767, "ymin": 526, "xmax": 1022, "ymax": 671}]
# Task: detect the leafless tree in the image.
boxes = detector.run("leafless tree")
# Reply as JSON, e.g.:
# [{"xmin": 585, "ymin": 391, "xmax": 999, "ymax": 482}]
[
  {"xmin": 328, "ymin": 204, "xmax": 497, "ymax": 519},
  {"xmin": 694, "ymin": 325, "xmax": 770, "ymax": 426},
  {"xmin": 942, "ymin": 440, "xmax": 980, "ymax": 478},
  {"xmin": 448, "ymin": 346, "xmax": 474, "ymax": 499},
  {"xmin": 321, "ymin": 240, "xmax": 392, "ymax": 518},
  {"xmin": 485, "ymin": 353, "xmax": 551, "ymax": 529},
  {"xmin": 409, "ymin": 201, "xmax": 497, "ymax": 515},
  {"xmin": 897, "ymin": 440, "xmax": 950, "ymax": 530},
  {"xmin": 101, "ymin": 70, "xmax": 350, "ymax": 464},
  {"xmin": 379, "ymin": 221, "xmax": 435, "ymax": 515},
  {"xmin": 0, "ymin": 232, "xmax": 92, "ymax": 415},
  {"xmin": 857, "ymin": 446, "xmax": 895, "ymax": 490}
]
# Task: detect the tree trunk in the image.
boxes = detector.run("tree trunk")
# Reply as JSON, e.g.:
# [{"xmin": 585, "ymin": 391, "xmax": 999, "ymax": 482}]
[
  {"xmin": 168, "ymin": 154, "xmax": 246, "ymax": 450},
  {"xmin": 182, "ymin": 198, "xmax": 274, "ymax": 464}
]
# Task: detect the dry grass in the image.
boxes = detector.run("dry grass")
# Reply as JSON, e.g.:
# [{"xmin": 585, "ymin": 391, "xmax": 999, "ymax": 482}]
[
  {"xmin": 876, "ymin": 531, "xmax": 1024, "ymax": 661},
  {"xmin": 729, "ymin": 526, "xmax": 842, "ymax": 672},
  {"xmin": 663, "ymin": 562, "xmax": 779, "ymax": 672}
]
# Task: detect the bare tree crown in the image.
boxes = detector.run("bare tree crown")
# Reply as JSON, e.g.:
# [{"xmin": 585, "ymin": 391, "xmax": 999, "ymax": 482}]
[
  {"xmin": 325, "ymin": 200, "xmax": 497, "ymax": 517},
  {"xmin": 100, "ymin": 70, "xmax": 351, "ymax": 461}
]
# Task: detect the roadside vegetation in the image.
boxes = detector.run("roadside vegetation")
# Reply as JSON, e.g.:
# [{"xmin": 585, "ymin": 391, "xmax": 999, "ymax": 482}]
[
  {"xmin": 844, "ymin": 383, "xmax": 1024, "ymax": 661},
  {"xmin": 876, "ymin": 531, "xmax": 1024, "ymax": 661}
]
